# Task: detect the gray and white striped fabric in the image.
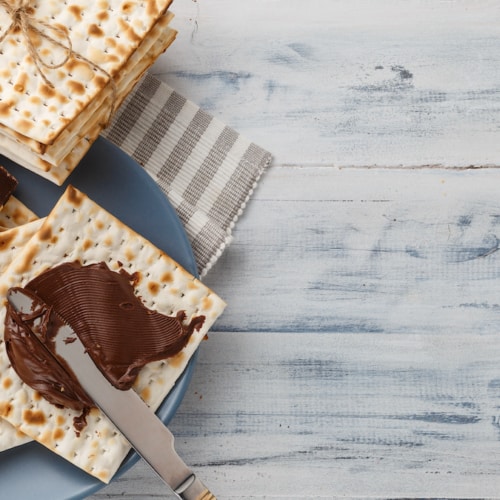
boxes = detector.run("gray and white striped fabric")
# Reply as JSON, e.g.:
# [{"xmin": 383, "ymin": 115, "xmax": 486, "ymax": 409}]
[{"xmin": 102, "ymin": 73, "xmax": 272, "ymax": 277}]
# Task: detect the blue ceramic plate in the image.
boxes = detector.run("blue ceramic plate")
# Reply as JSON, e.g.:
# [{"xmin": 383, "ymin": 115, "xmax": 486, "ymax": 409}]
[{"xmin": 0, "ymin": 137, "xmax": 198, "ymax": 499}]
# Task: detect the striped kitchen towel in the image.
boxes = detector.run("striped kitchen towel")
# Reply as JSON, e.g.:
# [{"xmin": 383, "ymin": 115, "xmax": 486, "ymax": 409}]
[{"xmin": 102, "ymin": 72, "xmax": 272, "ymax": 277}]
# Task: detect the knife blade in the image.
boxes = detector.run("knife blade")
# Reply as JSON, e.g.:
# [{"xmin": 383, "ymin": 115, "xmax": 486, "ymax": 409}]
[{"xmin": 7, "ymin": 288, "xmax": 215, "ymax": 500}]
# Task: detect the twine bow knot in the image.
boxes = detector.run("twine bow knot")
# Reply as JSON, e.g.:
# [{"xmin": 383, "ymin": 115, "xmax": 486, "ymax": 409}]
[{"xmin": 0, "ymin": 0, "xmax": 116, "ymax": 121}]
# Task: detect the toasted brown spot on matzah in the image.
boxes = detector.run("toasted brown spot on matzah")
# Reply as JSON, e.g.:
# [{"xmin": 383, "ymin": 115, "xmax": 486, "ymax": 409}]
[
  {"xmin": 38, "ymin": 159, "xmax": 52, "ymax": 172},
  {"xmin": 17, "ymin": 119, "xmax": 34, "ymax": 134},
  {"xmin": 2, "ymin": 378, "xmax": 12, "ymax": 390},
  {"xmin": 33, "ymin": 391, "xmax": 42, "ymax": 401},
  {"xmin": 39, "ymin": 83, "xmax": 56, "ymax": 99},
  {"xmin": 161, "ymin": 271, "xmax": 173, "ymax": 283},
  {"xmin": 39, "ymin": 430, "xmax": 52, "ymax": 446},
  {"xmin": 13, "ymin": 73, "xmax": 28, "ymax": 93},
  {"xmin": 202, "ymin": 297, "xmax": 213, "ymax": 310},
  {"xmin": 146, "ymin": 0, "xmax": 159, "ymax": 17},
  {"xmin": 57, "ymin": 94, "xmax": 71, "ymax": 106},
  {"xmin": 68, "ymin": 81, "xmax": 86, "ymax": 95},
  {"xmin": 15, "ymin": 428, "xmax": 26, "ymax": 438},
  {"xmin": 124, "ymin": 248, "xmax": 134, "ymax": 261},
  {"xmin": 83, "ymin": 239, "xmax": 93, "ymax": 251},
  {"xmin": 148, "ymin": 281, "xmax": 160, "ymax": 295},
  {"xmin": 68, "ymin": 5, "xmax": 83, "ymax": 18},
  {"xmin": 24, "ymin": 409, "xmax": 46, "ymax": 425},
  {"xmin": 66, "ymin": 60, "xmax": 95, "ymax": 81},
  {"xmin": 168, "ymin": 351, "xmax": 186, "ymax": 369},
  {"xmin": 16, "ymin": 244, "xmax": 39, "ymax": 274},
  {"xmin": 95, "ymin": 75, "xmax": 107, "ymax": 88},
  {"xmin": 53, "ymin": 23, "xmax": 69, "ymax": 35},
  {"xmin": 53, "ymin": 427, "xmax": 65, "ymax": 440},
  {"xmin": 140, "ymin": 386, "xmax": 151, "ymax": 401},
  {"xmin": 67, "ymin": 185, "xmax": 84, "ymax": 206},
  {"xmin": 106, "ymin": 54, "xmax": 120, "ymax": 64},
  {"xmin": 38, "ymin": 225, "xmax": 52, "ymax": 242},
  {"xmin": 133, "ymin": 270, "xmax": 143, "ymax": 285},
  {"xmin": 97, "ymin": 10, "xmax": 109, "ymax": 21},
  {"xmin": 0, "ymin": 402, "xmax": 13, "ymax": 418},
  {"xmin": 29, "ymin": 95, "xmax": 42, "ymax": 105},
  {"xmin": 0, "ymin": 101, "xmax": 13, "ymax": 117},
  {"xmin": 117, "ymin": 18, "xmax": 141, "ymax": 43},
  {"xmin": 40, "ymin": 48, "xmax": 52, "ymax": 60},
  {"xmin": 0, "ymin": 232, "xmax": 15, "ymax": 250},
  {"xmin": 88, "ymin": 24, "xmax": 104, "ymax": 37},
  {"xmin": 89, "ymin": 407, "xmax": 100, "ymax": 417},
  {"xmin": 56, "ymin": 415, "xmax": 66, "ymax": 426},
  {"xmin": 97, "ymin": 471, "xmax": 110, "ymax": 482}
]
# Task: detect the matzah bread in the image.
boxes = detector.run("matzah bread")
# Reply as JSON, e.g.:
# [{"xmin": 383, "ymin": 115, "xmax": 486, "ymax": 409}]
[
  {"xmin": 0, "ymin": 18, "xmax": 176, "ymax": 184},
  {"xmin": 0, "ymin": 196, "xmax": 38, "ymax": 229},
  {"xmin": 0, "ymin": 219, "xmax": 45, "ymax": 452},
  {"xmin": 0, "ymin": 11, "xmax": 175, "ymax": 165},
  {"xmin": 0, "ymin": 0, "xmax": 174, "ymax": 146},
  {"xmin": 0, "ymin": 186, "xmax": 225, "ymax": 481},
  {"xmin": 0, "ymin": 219, "xmax": 44, "ymax": 285}
]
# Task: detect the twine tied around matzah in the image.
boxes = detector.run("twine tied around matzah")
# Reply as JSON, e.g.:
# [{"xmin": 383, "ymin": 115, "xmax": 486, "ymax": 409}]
[{"xmin": 0, "ymin": 0, "xmax": 117, "ymax": 123}]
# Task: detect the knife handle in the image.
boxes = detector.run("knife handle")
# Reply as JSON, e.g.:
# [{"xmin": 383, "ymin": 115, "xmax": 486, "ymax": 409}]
[
  {"xmin": 176, "ymin": 476, "xmax": 216, "ymax": 500},
  {"xmin": 179, "ymin": 488, "xmax": 216, "ymax": 500},
  {"xmin": 197, "ymin": 491, "xmax": 216, "ymax": 500}
]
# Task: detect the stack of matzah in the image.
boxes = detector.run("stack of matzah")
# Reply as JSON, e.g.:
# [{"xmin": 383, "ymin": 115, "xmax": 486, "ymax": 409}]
[
  {"xmin": 0, "ymin": 185, "xmax": 226, "ymax": 482},
  {"xmin": 0, "ymin": 0, "xmax": 177, "ymax": 185}
]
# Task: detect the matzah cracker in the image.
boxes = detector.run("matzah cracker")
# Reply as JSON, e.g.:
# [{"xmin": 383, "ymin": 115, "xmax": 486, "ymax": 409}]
[
  {"xmin": 0, "ymin": 196, "xmax": 38, "ymax": 229},
  {"xmin": 0, "ymin": 0, "xmax": 174, "ymax": 146},
  {"xmin": 0, "ymin": 186, "xmax": 225, "ymax": 481},
  {"xmin": 0, "ymin": 414, "xmax": 31, "ymax": 451},
  {"xmin": 0, "ymin": 219, "xmax": 44, "ymax": 275},
  {"xmin": 0, "ymin": 24, "xmax": 177, "ymax": 184},
  {"xmin": 0, "ymin": 10, "xmax": 175, "ymax": 166},
  {"xmin": 0, "ymin": 219, "xmax": 45, "ymax": 452}
]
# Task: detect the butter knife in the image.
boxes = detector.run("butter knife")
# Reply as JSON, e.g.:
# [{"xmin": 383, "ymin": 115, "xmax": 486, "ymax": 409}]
[{"xmin": 7, "ymin": 288, "xmax": 215, "ymax": 500}]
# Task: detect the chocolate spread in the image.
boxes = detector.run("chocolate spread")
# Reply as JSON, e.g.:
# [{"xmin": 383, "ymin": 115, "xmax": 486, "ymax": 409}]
[
  {"xmin": 4, "ymin": 261, "xmax": 205, "ymax": 413},
  {"xmin": 0, "ymin": 165, "xmax": 17, "ymax": 207}
]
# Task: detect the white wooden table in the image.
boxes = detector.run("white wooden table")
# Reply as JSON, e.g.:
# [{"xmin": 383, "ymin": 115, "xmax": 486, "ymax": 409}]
[{"xmin": 92, "ymin": 1, "xmax": 500, "ymax": 498}]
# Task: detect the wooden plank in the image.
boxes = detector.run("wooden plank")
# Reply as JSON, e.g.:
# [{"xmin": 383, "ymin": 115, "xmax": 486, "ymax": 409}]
[
  {"xmin": 93, "ymin": 331, "xmax": 500, "ymax": 498},
  {"xmin": 153, "ymin": 0, "xmax": 500, "ymax": 167},
  {"xmin": 202, "ymin": 166, "xmax": 500, "ymax": 336}
]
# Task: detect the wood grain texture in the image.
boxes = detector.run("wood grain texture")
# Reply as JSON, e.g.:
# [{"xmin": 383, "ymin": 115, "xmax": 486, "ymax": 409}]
[
  {"xmin": 91, "ymin": 0, "xmax": 500, "ymax": 498},
  {"xmin": 204, "ymin": 167, "xmax": 500, "ymax": 337},
  {"xmin": 152, "ymin": 0, "xmax": 500, "ymax": 167},
  {"xmin": 93, "ymin": 330, "xmax": 500, "ymax": 498},
  {"xmin": 92, "ymin": 167, "xmax": 500, "ymax": 499}
]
